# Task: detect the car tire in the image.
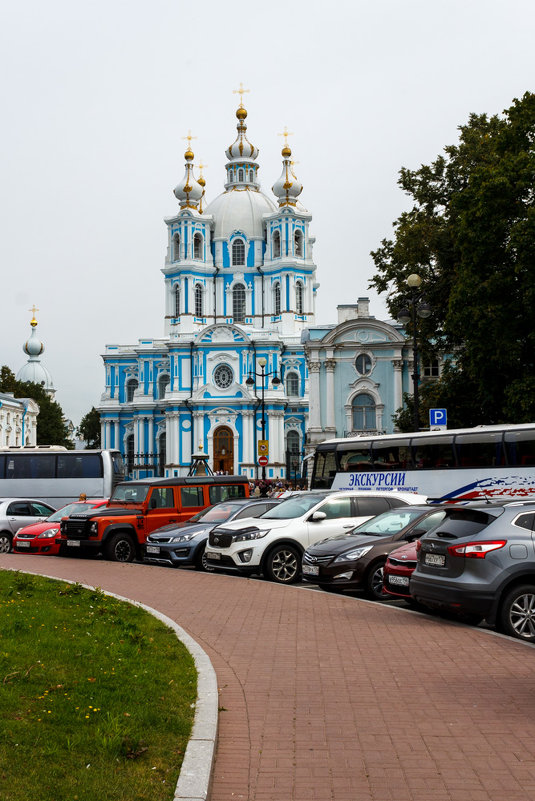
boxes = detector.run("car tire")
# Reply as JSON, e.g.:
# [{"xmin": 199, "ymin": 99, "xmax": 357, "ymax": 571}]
[
  {"xmin": 499, "ymin": 584, "xmax": 535, "ymax": 642},
  {"xmin": 364, "ymin": 561, "xmax": 387, "ymax": 600},
  {"xmin": 105, "ymin": 533, "xmax": 136, "ymax": 563},
  {"xmin": 0, "ymin": 531, "xmax": 12, "ymax": 553},
  {"xmin": 264, "ymin": 544, "xmax": 301, "ymax": 584},
  {"xmin": 194, "ymin": 543, "xmax": 214, "ymax": 572}
]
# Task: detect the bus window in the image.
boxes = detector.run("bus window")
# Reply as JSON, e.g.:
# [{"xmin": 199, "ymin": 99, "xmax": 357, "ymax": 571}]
[
  {"xmin": 57, "ymin": 453, "xmax": 103, "ymax": 479},
  {"xmin": 371, "ymin": 440, "xmax": 413, "ymax": 470},
  {"xmin": 338, "ymin": 443, "xmax": 372, "ymax": 471},
  {"xmin": 455, "ymin": 432, "xmax": 505, "ymax": 467},
  {"xmin": 312, "ymin": 450, "xmax": 337, "ymax": 488},
  {"xmin": 412, "ymin": 436, "xmax": 455, "ymax": 469},
  {"xmin": 209, "ymin": 483, "xmax": 247, "ymax": 503},
  {"xmin": 0, "ymin": 455, "xmax": 4, "ymax": 479},
  {"xmin": 6, "ymin": 453, "xmax": 56, "ymax": 479},
  {"xmin": 505, "ymin": 429, "xmax": 535, "ymax": 466}
]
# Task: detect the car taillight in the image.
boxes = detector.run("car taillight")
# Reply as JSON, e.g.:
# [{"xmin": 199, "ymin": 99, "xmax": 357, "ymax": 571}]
[
  {"xmin": 447, "ymin": 540, "xmax": 506, "ymax": 559},
  {"xmin": 415, "ymin": 540, "xmax": 422, "ymax": 552}
]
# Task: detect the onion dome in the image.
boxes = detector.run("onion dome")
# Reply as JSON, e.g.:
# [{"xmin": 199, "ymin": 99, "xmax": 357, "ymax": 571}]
[
  {"xmin": 225, "ymin": 105, "xmax": 259, "ymax": 162},
  {"xmin": 272, "ymin": 144, "xmax": 303, "ymax": 207},
  {"xmin": 173, "ymin": 146, "xmax": 203, "ymax": 209},
  {"xmin": 197, "ymin": 161, "xmax": 207, "ymax": 214},
  {"xmin": 16, "ymin": 312, "xmax": 55, "ymax": 396}
]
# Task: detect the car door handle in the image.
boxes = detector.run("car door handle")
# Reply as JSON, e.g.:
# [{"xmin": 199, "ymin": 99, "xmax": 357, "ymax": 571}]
[{"xmin": 342, "ymin": 524, "xmax": 354, "ymax": 528}]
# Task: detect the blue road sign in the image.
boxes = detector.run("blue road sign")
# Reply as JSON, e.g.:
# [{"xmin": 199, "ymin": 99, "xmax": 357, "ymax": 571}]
[{"xmin": 429, "ymin": 408, "xmax": 447, "ymax": 428}]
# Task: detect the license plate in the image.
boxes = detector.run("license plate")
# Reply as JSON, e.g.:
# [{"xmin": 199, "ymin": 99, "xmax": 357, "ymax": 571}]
[
  {"xmin": 146, "ymin": 545, "xmax": 160, "ymax": 554},
  {"xmin": 425, "ymin": 553, "xmax": 445, "ymax": 567},
  {"xmin": 206, "ymin": 551, "xmax": 220, "ymax": 560},
  {"xmin": 16, "ymin": 541, "xmax": 31, "ymax": 548},
  {"xmin": 66, "ymin": 540, "xmax": 81, "ymax": 547},
  {"xmin": 388, "ymin": 575, "xmax": 409, "ymax": 586},
  {"xmin": 302, "ymin": 564, "xmax": 319, "ymax": 576}
]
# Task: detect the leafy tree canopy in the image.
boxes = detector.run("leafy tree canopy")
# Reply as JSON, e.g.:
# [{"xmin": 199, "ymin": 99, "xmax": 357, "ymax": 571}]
[
  {"xmin": 370, "ymin": 91, "xmax": 535, "ymax": 426},
  {"xmin": 0, "ymin": 366, "xmax": 73, "ymax": 448},
  {"xmin": 77, "ymin": 407, "xmax": 101, "ymax": 449}
]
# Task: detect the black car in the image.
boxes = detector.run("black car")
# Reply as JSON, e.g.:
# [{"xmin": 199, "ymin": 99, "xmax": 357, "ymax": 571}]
[
  {"xmin": 302, "ymin": 506, "xmax": 446, "ymax": 599},
  {"xmin": 143, "ymin": 498, "xmax": 281, "ymax": 570}
]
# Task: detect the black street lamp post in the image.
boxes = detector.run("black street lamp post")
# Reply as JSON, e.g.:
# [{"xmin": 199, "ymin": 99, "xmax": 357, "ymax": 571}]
[
  {"xmin": 245, "ymin": 356, "xmax": 281, "ymax": 481},
  {"xmin": 397, "ymin": 274, "xmax": 431, "ymax": 432}
]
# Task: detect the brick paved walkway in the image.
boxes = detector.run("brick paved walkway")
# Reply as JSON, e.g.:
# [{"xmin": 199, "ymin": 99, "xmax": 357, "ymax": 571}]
[{"xmin": 3, "ymin": 553, "xmax": 535, "ymax": 801}]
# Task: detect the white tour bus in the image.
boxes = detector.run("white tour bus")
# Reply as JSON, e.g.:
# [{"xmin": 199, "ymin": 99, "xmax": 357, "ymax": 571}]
[
  {"xmin": 310, "ymin": 423, "xmax": 535, "ymax": 502},
  {"xmin": 0, "ymin": 447, "xmax": 125, "ymax": 507}
]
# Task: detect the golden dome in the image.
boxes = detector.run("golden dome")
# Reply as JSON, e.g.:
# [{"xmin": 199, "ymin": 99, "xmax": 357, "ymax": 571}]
[
  {"xmin": 236, "ymin": 106, "xmax": 247, "ymax": 120},
  {"xmin": 184, "ymin": 148, "xmax": 194, "ymax": 161},
  {"xmin": 281, "ymin": 145, "xmax": 292, "ymax": 158},
  {"xmin": 198, "ymin": 176, "xmax": 206, "ymax": 187}
]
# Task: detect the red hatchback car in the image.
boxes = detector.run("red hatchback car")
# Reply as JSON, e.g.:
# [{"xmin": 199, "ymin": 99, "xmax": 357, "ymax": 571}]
[{"xmin": 13, "ymin": 499, "xmax": 108, "ymax": 555}]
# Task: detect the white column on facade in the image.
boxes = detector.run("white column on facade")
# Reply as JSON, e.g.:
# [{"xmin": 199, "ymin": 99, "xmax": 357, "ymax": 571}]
[
  {"xmin": 114, "ymin": 421, "xmax": 120, "ymax": 450},
  {"xmin": 147, "ymin": 417, "xmax": 154, "ymax": 456},
  {"xmin": 308, "ymin": 361, "xmax": 321, "ymax": 431},
  {"xmin": 100, "ymin": 421, "xmax": 106, "ymax": 449},
  {"xmin": 393, "ymin": 360, "xmax": 403, "ymax": 415},
  {"xmin": 242, "ymin": 410, "xmax": 255, "ymax": 466},
  {"xmin": 137, "ymin": 417, "xmax": 145, "ymax": 456},
  {"xmin": 166, "ymin": 412, "xmax": 179, "ymax": 465},
  {"xmin": 104, "ymin": 422, "xmax": 111, "ymax": 450},
  {"xmin": 324, "ymin": 358, "xmax": 336, "ymax": 431}
]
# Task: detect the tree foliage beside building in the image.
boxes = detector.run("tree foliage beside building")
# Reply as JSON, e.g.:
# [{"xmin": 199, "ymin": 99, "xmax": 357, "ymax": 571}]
[
  {"xmin": 0, "ymin": 366, "xmax": 73, "ymax": 448},
  {"xmin": 77, "ymin": 407, "xmax": 101, "ymax": 449},
  {"xmin": 370, "ymin": 91, "xmax": 535, "ymax": 428}
]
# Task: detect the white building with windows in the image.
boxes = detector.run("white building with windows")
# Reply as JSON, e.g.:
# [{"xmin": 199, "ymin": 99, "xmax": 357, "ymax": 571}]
[
  {"xmin": 98, "ymin": 100, "xmax": 316, "ymax": 479},
  {"xmin": 304, "ymin": 298, "xmax": 443, "ymax": 452}
]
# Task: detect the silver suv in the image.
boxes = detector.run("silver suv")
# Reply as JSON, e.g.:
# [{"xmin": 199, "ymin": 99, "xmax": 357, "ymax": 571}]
[{"xmin": 411, "ymin": 501, "xmax": 535, "ymax": 641}]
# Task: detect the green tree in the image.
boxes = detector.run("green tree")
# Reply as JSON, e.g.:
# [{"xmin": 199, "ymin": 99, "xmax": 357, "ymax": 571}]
[
  {"xmin": 0, "ymin": 366, "xmax": 73, "ymax": 448},
  {"xmin": 77, "ymin": 407, "xmax": 101, "ymax": 449},
  {"xmin": 370, "ymin": 91, "xmax": 535, "ymax": 425}
]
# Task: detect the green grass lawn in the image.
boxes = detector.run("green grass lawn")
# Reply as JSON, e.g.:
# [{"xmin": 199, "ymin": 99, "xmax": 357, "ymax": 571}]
[{"xmin": 0, "ymin": 570, "xmax": 197, "ymax": 801}]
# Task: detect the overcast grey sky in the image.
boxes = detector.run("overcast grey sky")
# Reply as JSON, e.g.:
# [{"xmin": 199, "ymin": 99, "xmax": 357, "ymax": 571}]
[{"xmin": 1, "ymin": 0, "xmax": 532, "ymax": 426}]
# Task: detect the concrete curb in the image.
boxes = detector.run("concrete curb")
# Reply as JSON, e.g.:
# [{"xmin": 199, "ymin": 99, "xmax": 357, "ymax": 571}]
[{"xmin": 4, "ymin": 569, "xmax": 218, "ymax": 801}]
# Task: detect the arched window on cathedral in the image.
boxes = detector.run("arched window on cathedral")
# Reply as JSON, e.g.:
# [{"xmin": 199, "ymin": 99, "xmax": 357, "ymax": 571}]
[
  {"xmin": 295, "ymin": 281, "xmax": 304, "ymax": 314},
  {"xmin": 227, "ymin": 169, "xmax": 233, "ymax": 184},
  {"xmin": 158, "ymin": 374, "xmax": 169, "ymax": 400},
  {"xmin": 249, "ymin": 169, "xmax": 254, "ymax": 182},
  {"xmin": 173, "ymin": 233, "xmax": 180, "ymax": 262},
  {"xmin": 273, "ymin": 282, "xmax": 281, "ymax": 316},
  {"xmin": 286, "ymin": 430, "xmax": 300, "ymax": 478},
  {"xmin": 193, "ymin": 233, "xmax": 203, "ymax": 259},
  {"xmin": 352, "ymin": 394, "xmax": 376, "ymax": 432},
  {"xmin": 174, "ymin": 284, "xmax": 180, "ymax": 317},
  {"xmin": 233, "ymin": 283, "xmax": 246, "ymax": 323},
  {"xmin": 238, "ymin": 168, "xmax": 244, "ymax": 182},
  {"xmin": 126, "ymin": 379, "xmax": 138, "ymax": 403},
  {"xmin": 294, "ymin": 230, "xmax": 303, "ymax": 257},
  {"xmin": 273, "ymin": 230, "xmax": 281, "ymax": 259},
  {"xmin": 195, "ymin": 284, "xmax": 204, "ymax": 317},
  {"xmin": 286, "ymin": 372, "xmax": 299, "ymax": 397},
  {"xmin": 232, "ymin": 238, "xmax": 245, "ymax": 266}
]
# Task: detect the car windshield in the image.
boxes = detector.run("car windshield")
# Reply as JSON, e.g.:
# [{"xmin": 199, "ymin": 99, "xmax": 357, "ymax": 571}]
[
  {"xmin": 110, "ymin": 484, "xmax": 150, "ymax": 503},
  {"xmin": 190, "ymin": 503, "xmax": 242, "ymax": 523},
  {"xmin": 47, "ymin": 502, "xmax": 104, "ymax": 521},
  {"xmin": 351, "ymin": 508, "xmax": 427, "ymax": 537},
  {"xmin": 259, "ymin": 494, "xmax": 328, "ymax": 520}
]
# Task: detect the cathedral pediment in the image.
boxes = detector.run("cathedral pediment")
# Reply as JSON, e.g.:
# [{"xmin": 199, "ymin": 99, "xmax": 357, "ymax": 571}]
[{"xmin": 196, "ymin": 324, "xmax": 249, "ymax": 344}]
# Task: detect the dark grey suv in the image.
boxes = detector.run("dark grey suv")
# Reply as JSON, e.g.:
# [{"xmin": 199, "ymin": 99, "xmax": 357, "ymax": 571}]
[{"xmin": 411, "ymin": 501, "xmax": 535, "ymax": 641}]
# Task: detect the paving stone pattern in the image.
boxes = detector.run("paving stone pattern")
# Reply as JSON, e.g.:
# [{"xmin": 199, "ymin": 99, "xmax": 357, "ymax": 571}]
[{"xmin": 3, "ymin": 553, "xmax": 535, "ymax": 801}]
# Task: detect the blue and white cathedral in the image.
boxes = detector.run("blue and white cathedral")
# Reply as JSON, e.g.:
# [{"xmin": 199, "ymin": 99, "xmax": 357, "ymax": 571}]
[{"xmin": 98, "ymin": 99, "xmax": 316, "ymax": 479}]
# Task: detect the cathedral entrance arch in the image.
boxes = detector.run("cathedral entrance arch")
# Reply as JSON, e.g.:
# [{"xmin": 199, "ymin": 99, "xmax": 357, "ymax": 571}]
[{"xmin": 213, "ymin": 426, "xmax": 234, "ymax": 475}]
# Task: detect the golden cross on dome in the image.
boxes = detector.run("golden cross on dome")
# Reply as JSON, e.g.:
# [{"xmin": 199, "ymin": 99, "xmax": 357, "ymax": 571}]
[
  {"xmin": 29, "ymin": 304, "xmax": 39, "ymax": 327},
  {"xmin": 233, "ymin": 82, "xmax": 250, "ymax": 107},
  {"xmin": 197, "ymin": 160, "xmax": 208, "ymax": 176},
  {"xmin": 278, "ymin": 126, "xmax": 294, "ymax": 147},
  {"xmin": 182, "ymin": 130, "xmax": 197, "ymax": 148}
]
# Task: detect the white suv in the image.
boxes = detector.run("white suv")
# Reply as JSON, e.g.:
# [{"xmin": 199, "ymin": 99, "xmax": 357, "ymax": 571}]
[{"xmin": 205, "ymin": 491, "xmax": 428, "ymax": 584}]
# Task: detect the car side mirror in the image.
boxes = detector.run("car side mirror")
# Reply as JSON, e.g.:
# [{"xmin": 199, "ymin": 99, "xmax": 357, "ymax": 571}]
[{"xmin": 309, "ymin": 511, "xmax": 327, "ymax": 522}]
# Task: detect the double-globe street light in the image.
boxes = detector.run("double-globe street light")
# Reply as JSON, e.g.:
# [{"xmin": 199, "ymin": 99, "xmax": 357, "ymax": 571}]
[
  {"xmin": 245, "ymin": 356, "xmax": 281, "ymax": 481},
  {"xmin": 397, "ymin": 274, "xmax": 431, "ymax": 432}
]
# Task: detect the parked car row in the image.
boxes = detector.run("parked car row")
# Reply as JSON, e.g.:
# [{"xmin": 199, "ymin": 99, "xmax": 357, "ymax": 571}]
[{"xmin": 7, "ymin": 481, "xmax": 535, "ymax": 644}]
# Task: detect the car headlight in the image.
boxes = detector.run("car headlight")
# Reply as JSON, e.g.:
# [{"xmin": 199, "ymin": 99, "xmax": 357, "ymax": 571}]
[
  {"xmin": 334, "ymin": 545, "xmax": 373, "ymax": 563},
  {"xmin": 37, "ymin": 528, "xmax": 58, "ymax": 539},
  {"xmin": 170, "ymin": 532, "xmax": 198, "ymax": 543},
  {"xmin": 234, "ymin": 529, "xmax": 270, "ymax": 542},
  {"xmin": 90, "ymin": 522, "xmax": 98, "ymax": 534}
]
